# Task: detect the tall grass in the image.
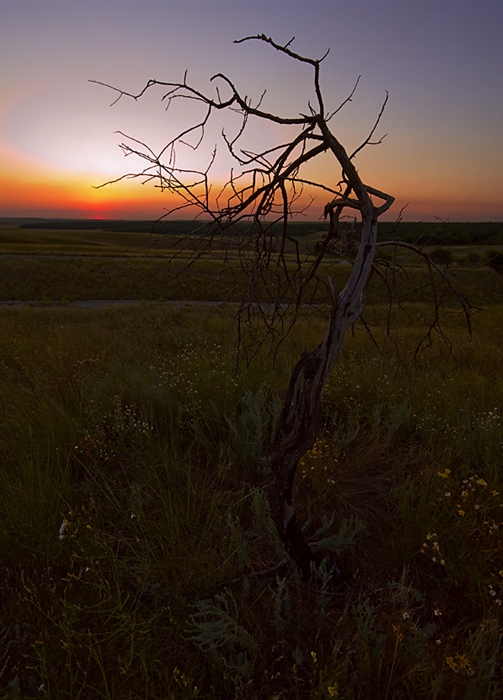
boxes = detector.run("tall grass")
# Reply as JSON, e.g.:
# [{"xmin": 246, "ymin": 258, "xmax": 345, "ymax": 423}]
[{"xmin": 1, "ymin": 304, "xmax": 502, "ymax": 698}]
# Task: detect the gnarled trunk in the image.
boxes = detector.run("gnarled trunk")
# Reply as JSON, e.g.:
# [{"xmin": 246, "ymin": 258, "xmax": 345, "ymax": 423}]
[{"xmin": 267, "ymin": 214, "xmax": 380, "ymax": 580}]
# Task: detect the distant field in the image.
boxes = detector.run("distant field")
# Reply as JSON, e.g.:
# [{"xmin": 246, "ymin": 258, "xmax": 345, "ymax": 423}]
[
  {"xmin": 0, "ymin": 256, "xmax": 249, "ymax": 302},
  {"xmin": 1, "ymin": 219, "xmax": 502, "ymax": 258},
  {"xmin": 0, "ymin": 221, "xmax": 503, "ymax": 309},
  {"xmin": 2, "ymin": 248, "xmax": 503, "ymax": 306},
  {"xmin": 0, "ymin": 227, "xmax": 236, "ymax": 257}
]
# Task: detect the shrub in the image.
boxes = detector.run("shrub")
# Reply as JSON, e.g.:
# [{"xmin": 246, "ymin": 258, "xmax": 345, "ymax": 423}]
[
  {"xmin": 485, "ymin": 250, "xmax": 503, "ymax": 274},
  {"xmin": 430, "ymin": 246, "xmax": 453, "ymax": 266}
]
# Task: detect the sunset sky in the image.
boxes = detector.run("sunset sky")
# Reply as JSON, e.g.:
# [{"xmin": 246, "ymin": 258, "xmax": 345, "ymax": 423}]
[{"xmin": 1, "ymin": 0, "xmax": 502, "ymax": 222}]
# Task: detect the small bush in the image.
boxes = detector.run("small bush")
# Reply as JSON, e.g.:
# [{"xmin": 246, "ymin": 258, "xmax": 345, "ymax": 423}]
[
  {"xmin": 485, "ymin": 250, "xmax": 503, "ymax": 274},
  {"xmin": 430, "ymin": 246, "xmax": 453, "ymax": 266}
]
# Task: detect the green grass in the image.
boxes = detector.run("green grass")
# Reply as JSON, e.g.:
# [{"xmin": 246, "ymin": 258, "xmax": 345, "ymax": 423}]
[
  {"xmin": 2, "ymin": 253, "xmax": 503, "ymax": 307},
  {"xmin": 0, "ymin": 226, "xmax": 237, "ymax": 257},
  {"xmin": 0, "ymin": 257, "xmax": 250, "ymax": 303},
  {"xmin": 1, "ymin": 302, "xmax": 502, "ymax": 698},
  {"xmin": 0, "ymin": 224, "xmax": 320, "ymax": 257}
]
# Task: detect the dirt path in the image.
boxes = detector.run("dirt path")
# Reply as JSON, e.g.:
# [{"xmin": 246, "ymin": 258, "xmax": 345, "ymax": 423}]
[
  {"xmin": 0, "ymin": 299, "xmax": 230, "ymax": 308},
  {"xmin": 0, "ymin": 253, "xmax": 172, "ymax": 261}
]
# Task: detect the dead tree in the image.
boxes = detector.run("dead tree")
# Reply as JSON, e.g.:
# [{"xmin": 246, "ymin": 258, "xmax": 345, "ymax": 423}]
[{"xmin": 92, "ymin": 35, "xmax": 471, "ymax": 582}]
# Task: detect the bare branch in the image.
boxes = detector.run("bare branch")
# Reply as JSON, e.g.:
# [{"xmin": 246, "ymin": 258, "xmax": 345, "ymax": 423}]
[
  {"xmin": 349, "ymin": 91, "xmax": 389, "ymax": 160},
  {"xmin": 93, "ymin": 34, "xmax": 470, "ymax": 584}
]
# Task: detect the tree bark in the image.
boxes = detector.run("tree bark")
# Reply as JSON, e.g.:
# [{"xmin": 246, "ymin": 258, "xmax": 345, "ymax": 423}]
[{"xmin": 267, "ymin": 214, "xmax": 380, "ymax": 580}]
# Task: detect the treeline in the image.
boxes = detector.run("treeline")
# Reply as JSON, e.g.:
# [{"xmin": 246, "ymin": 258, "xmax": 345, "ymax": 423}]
[
  {"xmin": 376, "ymin": 221, "xmax": 503, "ymax": 245},
  {"xmin": 18, "ymin": 219, "xmax": 328, "ymax": 236},
  {"xmin": 18, "ymin": 219, "xmax": 503, "ymax": 244},
  {"xmin": 19, "ymin": 219, "xmax": 195, "ymax": 235}
]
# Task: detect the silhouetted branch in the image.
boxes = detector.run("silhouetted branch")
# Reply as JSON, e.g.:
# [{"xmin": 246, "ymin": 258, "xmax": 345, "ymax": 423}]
[{"xmin": 93, "ymin": 34, "xmax": 471, "ymax": 583}]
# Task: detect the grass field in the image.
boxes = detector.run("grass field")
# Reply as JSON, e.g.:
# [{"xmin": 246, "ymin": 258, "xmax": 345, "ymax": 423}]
[
  {"xmin": 1, "ymin": 224, "xmax": 503, "ymax": 698},
  {"xmin": 2, "ymin": 224, "xmax": 503, "ymax": 308},
  {"xmin": 2, "ymin": 250, "xmax": 503, "ymax": 308}
]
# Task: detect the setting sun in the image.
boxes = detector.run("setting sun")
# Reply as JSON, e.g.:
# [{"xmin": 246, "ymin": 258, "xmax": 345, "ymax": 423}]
[{"xmin": 2, "ymin": 1, "xmax": 502, "ymax": 221}]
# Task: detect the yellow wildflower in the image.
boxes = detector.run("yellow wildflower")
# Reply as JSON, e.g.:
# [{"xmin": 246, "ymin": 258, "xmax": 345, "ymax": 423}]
[
  {"xmin": 456, "ymin": 654, "xmax": 471, "ymax": 670},
  {"xmin": 446, "ymin": 656, "xmax": 457, "ymax": 671}
]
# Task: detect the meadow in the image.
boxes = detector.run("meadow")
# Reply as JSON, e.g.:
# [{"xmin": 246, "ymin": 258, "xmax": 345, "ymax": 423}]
[
  {"xmin": 1, "ymin": 224, "xmax": 503, "ymax": 698},
  {"xmin": 2, "ymin": 225, "xmax": 503, "ymax": 307}
]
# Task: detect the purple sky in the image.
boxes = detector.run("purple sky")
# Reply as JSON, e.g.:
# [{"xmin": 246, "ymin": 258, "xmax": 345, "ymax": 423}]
[{"xmin": 1, "ymin": 0, "xmax": 502, "ymax": 220}]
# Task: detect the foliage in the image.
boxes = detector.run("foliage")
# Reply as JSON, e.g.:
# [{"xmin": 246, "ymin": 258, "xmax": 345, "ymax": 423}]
[
  {"xmin": 1, "ymin": 302, "xmax": 502, "ymax": 698},
  {"xmin": 377, "ymin": 221, "xmax": 503, "ymax": 246},
  {"xmin": 430, "ymin": 246, "xmax": 453, "ymax": 266},
  {"xmin": 485, "ymin": 250, "xmax": 503, "ymax": 274}
]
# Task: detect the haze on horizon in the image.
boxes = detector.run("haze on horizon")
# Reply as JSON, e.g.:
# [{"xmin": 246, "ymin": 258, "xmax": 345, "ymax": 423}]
[{"xmin": 1, "ymin": 0, "xmax": 502, "ymax": 223}]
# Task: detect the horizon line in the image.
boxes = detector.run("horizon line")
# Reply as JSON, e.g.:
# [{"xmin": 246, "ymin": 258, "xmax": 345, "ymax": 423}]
[{"xmin": 2, "ymin": 216, "xmax": 502, "ymax": 224}]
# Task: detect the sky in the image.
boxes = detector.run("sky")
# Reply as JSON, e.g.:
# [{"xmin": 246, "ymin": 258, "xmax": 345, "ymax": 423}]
[{"xmin": 1, "ymin": 0, "xmax": 502, "ymax": 222}]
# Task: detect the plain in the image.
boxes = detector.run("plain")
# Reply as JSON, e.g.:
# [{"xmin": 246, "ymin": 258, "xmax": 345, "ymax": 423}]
[{"xmin": 1, "ymin": 223, "xmax": 502, "ymax": 699}]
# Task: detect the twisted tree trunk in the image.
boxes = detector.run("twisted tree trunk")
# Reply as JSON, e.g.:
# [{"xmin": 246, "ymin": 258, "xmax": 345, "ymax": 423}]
[{"xmin": 268, "ymin": 211, "xmax": 380, "ymax": 580}]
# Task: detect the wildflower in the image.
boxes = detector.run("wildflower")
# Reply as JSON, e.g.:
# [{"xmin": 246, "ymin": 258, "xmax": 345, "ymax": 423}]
[
  {"xmin": 310, "ymin": 651, "xmax": 317, "ymax": 663},
  {"xmin": 446, "ymin": 656, "xmax": 457, "ymax": 671},
  {"xmin": 58, "ymin": 520, "xmax": 68, "ymax": 541},
  {"xmin": 391, "ymin": 624, "xmax": 404, "ymax": 641},
  {"xmin": 402, "ymin": 611, "xmax": 410, "ymax": 620},
  {"xmin": 477, "ymin": 478, "xmax": 488, "ymax": 487},
  {"xmin": 327, "ymin": 684, "xmax": 339, "ymax": 698},
  {"xmin": 456, "ymin": 654, "xmax": 471, "ymax": 670}
]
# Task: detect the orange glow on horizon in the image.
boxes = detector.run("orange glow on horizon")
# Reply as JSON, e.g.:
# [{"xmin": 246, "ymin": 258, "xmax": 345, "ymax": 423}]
[
  {"xmin": 2, "ymin": 150, "xmax": 502, "ymax": 223},
  {"xmin": 1, "ymin": 164, "xmax": 180, "ymax": 220}
]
